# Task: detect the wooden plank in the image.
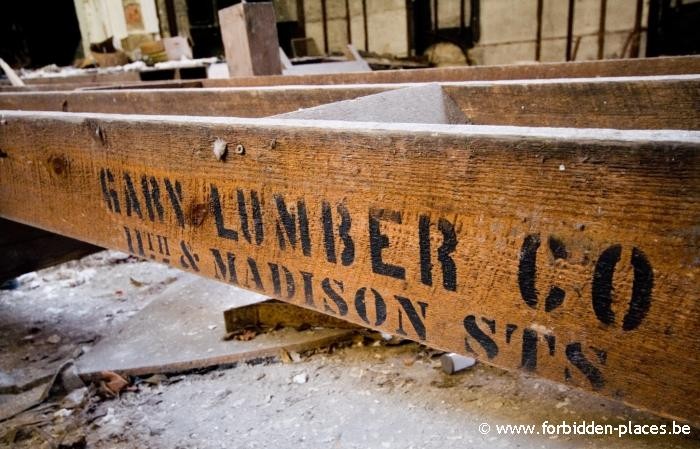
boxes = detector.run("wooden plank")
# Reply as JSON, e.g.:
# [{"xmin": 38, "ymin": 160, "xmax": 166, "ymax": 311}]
[
  {"xmin": 0, "ymin": 110, "xmax": 698, "ymax": 423},
  {"xmin": 0, "ymin": 85, "xmax": 390, "ymax": 119},
  {"xmin": 2, "ymin": 55, "xmax": 697, "ymax": 93},
  {"xmin": 224, "ymin": 299, "xmax": 361, "ymax": 332},
  {"xmin": 0, "ymin": 218, "xmax": 102, "ymax": 282},
  {"xmin": 218, "ymin": 2, "xmax": 282, "ymax": 77},
  {"xmin": 19, "ymin": 71, "xmax": 140, "ymax": 86},
  {"xmin": 200, "ymin": 55, "xmax": 700, "ymax": 87},
  {"xmin": 1, "ymin": 76, "xmax": 697, "ymax": 129}
]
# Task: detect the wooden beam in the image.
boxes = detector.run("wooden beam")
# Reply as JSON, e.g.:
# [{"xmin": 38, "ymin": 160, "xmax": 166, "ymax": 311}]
[
  {"xmin": 2, "ymin": 76, "xmax": 697, "ymax": 130},
  {"xmin": 0, "ymin": 85, "xmax": 390, "ymax": 118},
  {"xmin": 0, "ymin": 110, "xmax": 698, "ymax": 423},
  {"xmin": 218, "ymin": 2, "xmax": 282, "ymax": 77},
  {"xmin": 2, "ymin": 56, "xmax": 698, "ymax": 93},
  {"xmin": 198, "ymin": 55, "xmax": 700, "ymax": 87}
]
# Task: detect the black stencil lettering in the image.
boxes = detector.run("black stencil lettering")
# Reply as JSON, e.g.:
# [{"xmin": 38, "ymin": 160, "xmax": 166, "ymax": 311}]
[
  {"xmin": 418, "ymin": 216, "xmax": 458, "ymax": 291},
  {"xmin": 321, "ymin": 202, "xmax": 356, "ymax": 267},
  {"xmin": 418, "ymin": 215, "xmax": 432, "ymax": 286},
  {"xmin": 394, "ymin": 296, "xmax": 427, "ymax": 340},
  {"xmin": 321, "ymin": 278, "xmax": 348, "ymax": 316},
  {"xmin": 463, "ymin": 315, "xmax": 498, "ymax": 359},
  {"xmin": 99, "ymin": 168, "xmax": 120, "ymax": 213},
  {"xmin": 565, "ymin": 342, "xmax": 605, "ymax": 390},
  {"xmin": 210, "ymin": 249, "xmax": 239, "ymax": 284},
  {"xmin": 544, "ymin": 334, "xmax": 556, "ymax": 356},
  {"xmin": 141, "ymin": 176, "xmax": 164, "ymax": 222},
  {"xmin": 592, "ymin": 245, "xmax": 653, "ymax": 331},
  {"xmin": 179, "ymin": 241, "xmax": 199, "ymax": 271},
  {"xmin": 592, "ymin": 245, "xmax": 621, "ymax": 325},
  {"xmin": 354, "ymin": 287, "xmax": 387, "ymax": 326},
  {"xmin": 274, "ymin": 195, "xmax": 312, "ymax": 256},
  {"xmin": 481, "ymin": 317, "xmax": 496, "ymax": 334},
  {"xmin": 437, "ymin": 218, "xmax": 458, "ymax": 291},
  {"xmin": 337, "ymin": 203, "xmax": 354, "ymax": 266},
  {"xmin": 157, "ymin": 235, "xmax": 170, "ymax": 257},
  {"xmin": 146, "ymin": 233, "xmax": 154, "ymax": 252},
  {"xmin": 123, "ymin": 227, "xmax": 134, "ymax": 254},
  {"xmin": 518, "ymin": 233, "xmax": 567, "ymax": 311},
  {"xmin": 521, "ymin": 328, "xmax": 538, "ymax": 371},
  {"xmin": 134, "ymin": 229, "xmax": 145, "ymax": 256},
  {"xmin": 321, "ymin": 201, "xmax": 337, "ymax": 263},
  {"xmin": 123, "ymin": 173, "xmax": 143, "ymax": 219},
  {"xmin": 237, "ymin": 189, "xmax": 252, "ymax": 243},
  {"xmin": 369, "ymin": 208, "xmax": 405, "ymax": 280},
  {"xmin": 268, "ymin": 263, "xmax": 295, "ymax": 299},
  {"xmin": 246, "ymin": 257, "xmax": 264, "ymax": 291},
  {"xmin": 624, "ymin": 248, "xmax": 653, "ymax": 331},
  {"xmin": 300, "ymin": 271, "xmax": 315, "ymax": 307},
  {"xmin": 210, "ymin": 184, "xmax": 238, "ymax": 241},
  {"xmin": 164, "ymin": 178, "xmax": 185, "ymax": 228},
  {"xmin": 505, "ymin": 324, "xmax": 518, "ymax": 344},
  {"xmin": 237, "ymin": 189, "xmax": 264, "ymax": 245}
]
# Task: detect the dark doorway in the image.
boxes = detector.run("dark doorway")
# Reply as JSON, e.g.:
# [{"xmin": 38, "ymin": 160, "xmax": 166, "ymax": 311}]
[
  {"xmin": 0, "ymin": 0, "xmax": 81, "ymax": 68},
  {"xmin": 647, "ymin": 0, "xmax": 700, "ymax": 56}
]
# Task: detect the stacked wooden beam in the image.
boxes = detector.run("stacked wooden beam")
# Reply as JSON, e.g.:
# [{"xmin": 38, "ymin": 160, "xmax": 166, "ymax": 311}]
[{"xmin": 1, "ymin": 56, "xmax": 698, "ymax": 425}]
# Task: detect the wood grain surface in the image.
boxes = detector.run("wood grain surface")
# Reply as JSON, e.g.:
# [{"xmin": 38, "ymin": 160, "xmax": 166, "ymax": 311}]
[
  {"xmin": 2, "ymin": 55, "xmax": 697, "ymax": 93},
  {"xmin": 201, "ymin": 55, "xmax": 700, "ymax": 87},
  {"xmin": 0, "ymin": 111, "xmax": 698, "ymax": 424},
  {"xmin": 1, "ymin": 76, "xmax": 697, "ymax": 129}
]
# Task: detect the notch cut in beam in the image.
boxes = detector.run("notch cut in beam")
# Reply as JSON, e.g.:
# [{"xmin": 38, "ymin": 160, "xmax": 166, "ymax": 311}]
[{"xmin": 1, "ymin": 75, "xmax": 698, "ymax": 129}]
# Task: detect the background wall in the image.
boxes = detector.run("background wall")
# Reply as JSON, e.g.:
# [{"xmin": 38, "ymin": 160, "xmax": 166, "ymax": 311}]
[{"xmin": 301, "ymin": 0, "xmax": 648, "ymax": 64}]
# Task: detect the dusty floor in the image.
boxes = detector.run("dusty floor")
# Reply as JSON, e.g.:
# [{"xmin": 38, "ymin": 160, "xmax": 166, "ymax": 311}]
[{"xmin": 0, "ymin": 252, "xmax": 698, "ymax": 448}]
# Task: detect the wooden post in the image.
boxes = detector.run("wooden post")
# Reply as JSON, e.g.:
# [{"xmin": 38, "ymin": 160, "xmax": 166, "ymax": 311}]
[
  {"xmin": 566, "ymin": 0, "xmax": 575, "ymax": 61},
  {"xmin": 218, "ymin": 2, "xmax": 282, "ymax": 77}
]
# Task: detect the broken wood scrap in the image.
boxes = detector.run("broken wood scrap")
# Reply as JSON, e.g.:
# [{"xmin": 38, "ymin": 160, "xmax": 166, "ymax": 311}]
[{"xmin": 224, "ymin": 299, "xmax": 361, "ymax": 335}]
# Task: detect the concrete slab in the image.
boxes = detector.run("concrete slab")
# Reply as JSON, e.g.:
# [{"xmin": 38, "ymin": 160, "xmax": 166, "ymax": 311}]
[
  {"xmin": 76, "ymin": 274, "xmax": 355, "ymax": 377},
  {"xmin": 275, "ymin": 84, "xmax": 469, "ymax": 124}
]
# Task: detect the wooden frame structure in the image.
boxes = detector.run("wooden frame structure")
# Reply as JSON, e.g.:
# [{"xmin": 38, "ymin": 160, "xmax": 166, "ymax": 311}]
[{"xmin": 1, "ymin": 56, "xmax": 698, "ymax": 425}]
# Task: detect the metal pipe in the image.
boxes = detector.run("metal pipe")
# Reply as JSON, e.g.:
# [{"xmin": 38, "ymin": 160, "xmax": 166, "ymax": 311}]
[
  {"xmin": 433, "ymin": 0, "xmax": 439, "ymax": 33},
  {"xmin": 362, "ymin": 0, "xmax": 369, "ymax": 52},
  {"xmin": 630, "ymin": 0, "xmax": 644, "ymax": 57},
  {"xmin": 597, "ymin": 0, "xmax": 607, "ymax": 59},
  {"xmin": 345, "ymin": 0, "xmax": 352, "ymax": 44},
  {"xmin": 535, "ymin": 0, "xmax": 543, "ymax": 61},
  {"xmin": 565, "ymin": 0, "xmax": 575, "ymax": 61},
  {"xmin": 321, "ymin": 0, "xmax": 329, "ymax": 54}
]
